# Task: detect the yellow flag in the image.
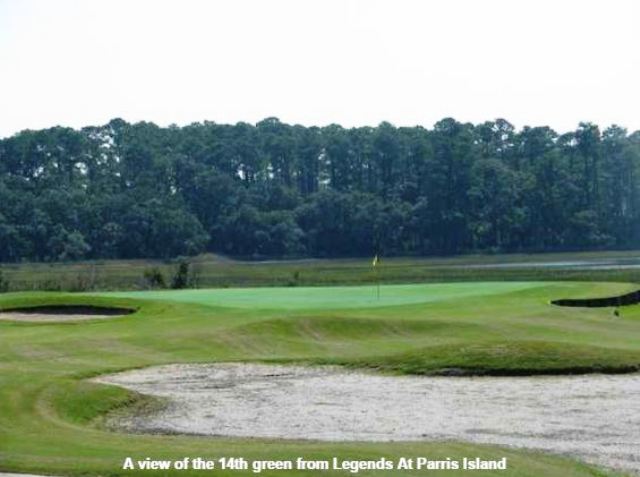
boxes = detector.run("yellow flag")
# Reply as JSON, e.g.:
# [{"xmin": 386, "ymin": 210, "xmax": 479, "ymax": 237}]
[{"xmin": 372, "ymin": 254, "xmax": 379, "ymax": 267}]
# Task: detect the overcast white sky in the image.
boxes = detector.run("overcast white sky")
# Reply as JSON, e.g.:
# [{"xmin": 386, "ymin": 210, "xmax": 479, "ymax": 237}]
[{"xmin": 1, "ymin": 0, "xmax": 639, "ymax": 138}]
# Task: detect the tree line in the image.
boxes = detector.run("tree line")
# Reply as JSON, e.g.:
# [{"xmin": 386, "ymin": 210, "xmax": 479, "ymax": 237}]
[{"xmin": 0, "ymin": 117, "xmax": 639, "ymax": 262}]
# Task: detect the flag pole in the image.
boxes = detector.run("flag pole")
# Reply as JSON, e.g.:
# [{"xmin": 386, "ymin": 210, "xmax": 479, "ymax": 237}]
[{"xmin": 372, "ymin": 254, "xmax": 380, "ymax": 300}]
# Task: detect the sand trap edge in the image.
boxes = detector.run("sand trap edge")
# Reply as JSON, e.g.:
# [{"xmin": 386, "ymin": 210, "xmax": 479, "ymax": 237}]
[{"xmin": 0, "ymin": 304, "xmax": 136, "ymax": 322}]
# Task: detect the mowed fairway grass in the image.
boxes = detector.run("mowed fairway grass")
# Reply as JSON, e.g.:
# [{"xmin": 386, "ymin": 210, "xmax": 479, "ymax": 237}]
[{"xmin": 2, "ymin": 281, "xmax": 640, "ymax": 476}]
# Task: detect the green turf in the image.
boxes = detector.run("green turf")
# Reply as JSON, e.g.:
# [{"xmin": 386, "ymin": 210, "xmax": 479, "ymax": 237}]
[
  {"xmin": 99, "ymin": 282, "xmax": 545, "ymax": 310},
  {"xmin": 1, "ymin": 280, "xmax": 639, "ymax": 476}
]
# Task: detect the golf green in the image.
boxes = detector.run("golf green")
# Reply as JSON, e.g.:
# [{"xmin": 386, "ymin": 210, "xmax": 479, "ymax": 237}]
[{"xmin": 98, "ymin": 282, "xmax": 547, "ymax": 310}]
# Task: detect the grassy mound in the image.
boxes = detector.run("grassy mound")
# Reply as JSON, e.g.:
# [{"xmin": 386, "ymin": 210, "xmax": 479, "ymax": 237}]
[
  {"xmin": 228, "ymin": 316, "xmax": 484, "ymax": 341},
  {"xmin": 337, "ymin": 341, "xmax": 640, "ymax": 376}
]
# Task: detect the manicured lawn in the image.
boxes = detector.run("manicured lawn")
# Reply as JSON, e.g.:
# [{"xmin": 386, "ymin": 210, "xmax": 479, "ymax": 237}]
[
  {"xmin": 99, "ymin": 282, "xmax": 546, "ymax": 310},
  {"xmin": 1, "ymin": 281, "xmax": 639, "ymax": 476}
]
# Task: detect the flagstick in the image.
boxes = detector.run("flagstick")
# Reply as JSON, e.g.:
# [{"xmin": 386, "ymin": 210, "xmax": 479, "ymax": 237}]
[{"xmin": 372, "ymin": 254, "xmax": 380, "ymax": 300}]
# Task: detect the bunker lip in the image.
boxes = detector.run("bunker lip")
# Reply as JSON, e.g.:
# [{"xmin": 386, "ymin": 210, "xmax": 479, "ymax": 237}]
[
  {"xmin": 0, "ymin": 304, "xmax": 136, "ymax": 322},
  {"xmin": 414, "ymin": 364, "xmax": 640, "ymax": 376},
  {"xmin": 94, "ymin": 363, "xmax": 640, "ymax": 475},
  {"xmin": 551, "ymin": 288, "xmax": 640, "ymax": 307}
]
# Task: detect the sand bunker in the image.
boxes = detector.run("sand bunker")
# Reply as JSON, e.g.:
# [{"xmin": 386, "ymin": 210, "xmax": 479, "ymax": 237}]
[
  {"xmin": 552, "ymin": 288, "xmax": 640, "ymax": 307},
  {"xmin": 0, "ymin": 474, "xmax": 53, "ymax": 477},
  {"xmin": 0, "ymin": 305, "xmax": 135, "ymax": 322},
  {"xmin": 95, "ymin": 363, "xmax": 640, "ymax": 474}
]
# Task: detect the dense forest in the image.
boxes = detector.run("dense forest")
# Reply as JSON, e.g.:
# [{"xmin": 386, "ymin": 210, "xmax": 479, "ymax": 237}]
[{"xmin": 0, "ymin": 117, "xmax": 639, "ymax": 262}]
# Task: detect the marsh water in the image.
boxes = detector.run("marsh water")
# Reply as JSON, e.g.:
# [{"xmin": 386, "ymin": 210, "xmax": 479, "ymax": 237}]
[{"xmin": 458, "ymin": 256, "xmax": 640, "ymax": 270}]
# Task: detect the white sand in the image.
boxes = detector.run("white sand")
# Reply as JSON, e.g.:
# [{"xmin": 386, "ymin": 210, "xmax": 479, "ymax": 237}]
[
  {"xmin": 0, "ymin": 312, "xmax": 122, "ymax": 322},
  {"xmin": 0, "ymin": 474, "xmax": 56, "ymax": 477},
  {"xmin": 95, "ymin": 363, "xmax": 640, "ymax": 474},
  {"xmin": 0, "ymin": 311, "xmax": 127, "ymax": 322}
]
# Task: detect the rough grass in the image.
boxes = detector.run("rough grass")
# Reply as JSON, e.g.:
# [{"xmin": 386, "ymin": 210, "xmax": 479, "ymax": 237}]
[
  {"xmin": 5, "ymin": 249, "xmax": 640, "ymax": 291},
  {"xmin": 330, "ymin": 341, "xmax": 640, "ymax": 376},
  {"xmin": 1, "ymin": 281, "xmax": 639, "ymax": 476}
]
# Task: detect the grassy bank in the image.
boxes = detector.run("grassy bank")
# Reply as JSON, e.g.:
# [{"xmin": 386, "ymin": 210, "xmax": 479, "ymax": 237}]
[
  {"xmin": 1, "ymin": 281, "xmax": 639, "ymax": 476},
  {"xmin": 3, "ymin": 250, "xmax": 640, "ymax": 292}
]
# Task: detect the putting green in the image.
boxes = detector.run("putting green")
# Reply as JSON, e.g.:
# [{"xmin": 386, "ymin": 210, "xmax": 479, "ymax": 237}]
[{"xmin": 99, "ymin": 281, "xmax": 546, "ymax": 310}]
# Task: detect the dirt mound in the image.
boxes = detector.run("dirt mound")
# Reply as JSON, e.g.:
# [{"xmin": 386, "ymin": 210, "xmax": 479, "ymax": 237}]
[{"xmin": 0, "ymin": 305, "xmax": 135, "ymax": 322}]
